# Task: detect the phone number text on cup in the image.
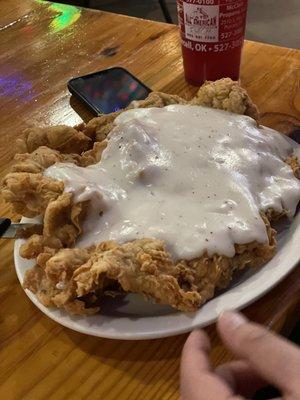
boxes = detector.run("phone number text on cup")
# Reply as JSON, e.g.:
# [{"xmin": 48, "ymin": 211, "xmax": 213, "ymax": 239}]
[
  {"xmin": 181, "ymin": 38, "xmax": 243, "ymax": 52},
  {"xmin": 184, "ymin": 0, "xmax": 216, "ymax": 4}
]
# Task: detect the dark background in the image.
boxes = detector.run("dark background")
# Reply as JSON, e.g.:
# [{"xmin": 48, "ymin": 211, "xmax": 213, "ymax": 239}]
[{"xmin": 60, "ymin": 0, "xmax": 299, "ymax": 48}]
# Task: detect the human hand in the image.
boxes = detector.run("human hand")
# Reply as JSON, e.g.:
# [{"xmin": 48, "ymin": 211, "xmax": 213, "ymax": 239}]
[{"xmin": 180, "ymin": 311, "xmax": 300, "ymax": 399}]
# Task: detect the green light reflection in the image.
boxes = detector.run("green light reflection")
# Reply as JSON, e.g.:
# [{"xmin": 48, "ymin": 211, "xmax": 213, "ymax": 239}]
[{"xmin": 36, "ymin": 0, "xmax": 81, "ymax": 32}]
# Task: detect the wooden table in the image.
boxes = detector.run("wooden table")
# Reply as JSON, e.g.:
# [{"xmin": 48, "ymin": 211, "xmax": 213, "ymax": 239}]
[{"xmin": 0, "ymin": 1, "xmax": 299, "ymax": 399}]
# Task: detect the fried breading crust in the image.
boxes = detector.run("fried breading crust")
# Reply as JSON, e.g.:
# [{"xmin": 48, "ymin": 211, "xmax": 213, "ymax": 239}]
[
  {"xmin": 3, "ymin": 78, "xmax": 295, "ymax": 315},
  {"xmin": 23, "ymin": 216, "xmax": 276, "ymax": 314},
  {"xmin": 16, "ymin": 125, "xmax": 91, "ymax": 154},
  {"xmin": 285, "ymin": 155, "xmax": 300, "ymax": 178},
  {"xmin": 2, "ymin": 172, "xmax": 64, "ymax": 217},
  {"xmin": 191, "ymin": 78, "xmax": 259, "ymax": 120}
]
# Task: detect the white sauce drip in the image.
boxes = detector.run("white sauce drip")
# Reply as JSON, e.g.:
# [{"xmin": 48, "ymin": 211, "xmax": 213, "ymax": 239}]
[{"xmin": 45, "ymin": 105, "xmax": 300, "ymax": 260}]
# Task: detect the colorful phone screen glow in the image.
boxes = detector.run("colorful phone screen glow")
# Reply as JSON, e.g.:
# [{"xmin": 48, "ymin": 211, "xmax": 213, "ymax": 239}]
[{"xmin": 69, "ymin": 68, "xmax": 151, "ymax": 114}]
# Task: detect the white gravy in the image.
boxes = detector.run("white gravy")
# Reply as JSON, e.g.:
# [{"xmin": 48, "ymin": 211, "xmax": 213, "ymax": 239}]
[{"xmin": 45, "ymin": 105, "xmax": 300, "ymax": 259}]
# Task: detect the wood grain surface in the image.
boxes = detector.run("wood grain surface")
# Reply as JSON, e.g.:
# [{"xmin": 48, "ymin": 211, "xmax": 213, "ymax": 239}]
[{"xmin": 0, "ymin": 1, "xmax": 299, "ymax": 399}]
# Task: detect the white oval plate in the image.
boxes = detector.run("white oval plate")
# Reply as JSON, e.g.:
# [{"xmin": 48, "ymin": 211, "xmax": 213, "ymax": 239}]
[{"xmin": 14, "ymin": 214, "xmax": 300, "ymax": 340}]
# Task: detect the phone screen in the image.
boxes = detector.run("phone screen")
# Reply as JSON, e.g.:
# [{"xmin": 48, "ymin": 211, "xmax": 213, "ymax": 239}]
[{"xmin": 68, "ymin": 68, "xmax": 151, "ymax": 114}]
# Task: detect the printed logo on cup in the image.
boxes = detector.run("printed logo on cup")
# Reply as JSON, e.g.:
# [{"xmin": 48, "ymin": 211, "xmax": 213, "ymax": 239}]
[{"xmin": 183, "ymin": 3, "xmax": 219, "ymax": 43}]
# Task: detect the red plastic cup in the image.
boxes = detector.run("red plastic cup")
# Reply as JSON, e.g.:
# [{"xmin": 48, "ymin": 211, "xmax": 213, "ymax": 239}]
[{"xmin": 177, "ymin": 0, "xmax": 248, "ymax": 86}]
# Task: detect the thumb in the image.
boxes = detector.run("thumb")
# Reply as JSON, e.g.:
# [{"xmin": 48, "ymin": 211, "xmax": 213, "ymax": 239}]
[{"xmin": 217, "ymin": 311, "xmax": 300, "ymax": 396}]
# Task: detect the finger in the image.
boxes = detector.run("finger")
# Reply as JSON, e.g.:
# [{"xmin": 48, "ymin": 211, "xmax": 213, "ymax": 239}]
[
  {"xmin": 180, "ymin": 330, "xmax": 234, "ymax": 400},
  {"xmin": 217, "ymin": 311, "xmax": 300, "ymax": 395},
  {"xmin": 216, "ymin": 360, "xmax": 266, "ymax": 398}
]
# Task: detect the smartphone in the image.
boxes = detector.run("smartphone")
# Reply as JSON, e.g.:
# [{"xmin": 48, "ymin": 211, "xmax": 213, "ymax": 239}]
[{"xmin": 68, "ymin": 67, "xmax": 151, "ymax": 115}]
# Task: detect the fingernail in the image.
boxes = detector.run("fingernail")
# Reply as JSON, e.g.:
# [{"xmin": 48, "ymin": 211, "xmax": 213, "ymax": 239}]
[{"xmin": 219, "ymin": 310, "xmax": 248, "ymax": 330}]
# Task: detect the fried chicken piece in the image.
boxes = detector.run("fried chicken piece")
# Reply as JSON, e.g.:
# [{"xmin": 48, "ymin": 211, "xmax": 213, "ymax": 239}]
[
  {"xmin": 63, "ymin": 300, "xmax": 100, "ymax": 315},
  {"xmin": 44, "ymin": 248, "xmax": 92, "ymax": 282},
  {"xmin": 20, "ymin": 234, "xmax": 62, "ymax": 259},
  {"xmin": 73, "ymin": 238, "xmax": 201, "ymax": 312},
  {"xmin": 177, "ymin": 215, "xmax": 276, "ymax": 296},
  {"xmin": 24, "ymin": 246, "xmax": 98, "ymax": 313},
  {"xmin": 83, "ymin": 112, "xmax": 121, "ymax": 142},
  {"xmin": 16, "ymin": 125, "xmax": 91, "ymax": 154},
  {"xmin": 13, "ymin": 141, "xmax": 107, "ymax": 174},
  {"xmin": 4, "ymin": 85, "xmax": 296, "ymax": 316},
  {"xmin": 23, "ymin": 217, "xmax": 276, "ymax": 315},
  {"xmin": 72, "ymin": 219, "xmax": 275, "ymax": 313},
  {"xmin": 43, "ymin": 193, "xmax": 88, "ymax": 247},
  {"xmin": 191, "ymin": 78, "xmax": 259, "ymax": 120},
  {"xmin": 128, "ymin": 91, "xmax": 187, "ymax": 109},
  {"xmin": 2, "ymin": 172, "xmax": 64, "ymax": 217},
  {"xmin": 24, "ymin": 264, "xmax": 63, "ymax": 307},
  {"xmin": 24, "ymin": 238, "xmax": 201, "ymax": 313},
  {"xmin": 19, "ymin": 194, "xmax": 87, "ymax": 261},
  {"xmin": 12, "ymin": 146, "xmax": 81, "ymax": 173},
  {"xmin": 79, "ymin": 141, "xmax": 108, "ymax": 166}
]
